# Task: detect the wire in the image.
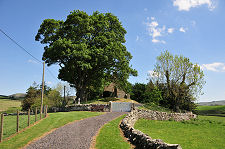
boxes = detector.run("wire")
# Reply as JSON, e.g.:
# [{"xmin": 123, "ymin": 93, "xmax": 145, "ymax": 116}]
[
  {"xmin": 46, "ymin": 67, "xmax": 60, "ymax": 82},
  {"xmin": 0, "ymin": 29, "xmax": 42, "ymax": 64},
  {"xmin": 0, "ymin": 28, "xmax": 60, "ymax": 82}
]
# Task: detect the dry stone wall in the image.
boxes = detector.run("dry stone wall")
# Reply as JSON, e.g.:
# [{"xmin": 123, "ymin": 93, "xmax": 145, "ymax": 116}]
[
  {"xmin": 120, "ymin": 109, "xmax": 197, "ymax": 149},
  {"xmin": 52, "ymin": 104, "xmax": 110, "ymax": 112},
  {"xmin": 68, "ymin": 104, "xmax": 110, "ymax": 112}
]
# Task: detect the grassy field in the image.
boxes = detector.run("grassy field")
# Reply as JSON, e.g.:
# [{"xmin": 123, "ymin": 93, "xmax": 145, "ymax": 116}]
[
  {"xmin": 2, "ymin": 114, "xmax": 41, "ymax": 139},
  {"xmin": 134, "ymin": 115, "xmax": 225, "ymax": 149},
  {"xmin": 95, "ymin": 115, "xmax": 131, "ymax": 149},
  {"xmin": 0, "ymin": 99, "xmax": 21, "ymax": 113},
  {"xmin": 196, "ymin": 105, "xmax": 225, "ymax": 116},
  {"xmin": 0, "ymin": 111, "xmax": 103, "ymax": 149}
]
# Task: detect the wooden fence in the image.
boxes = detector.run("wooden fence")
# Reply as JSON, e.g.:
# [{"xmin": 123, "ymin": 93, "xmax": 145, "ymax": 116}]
[{"xmin": 0, "ymin": 105, "xmax": 48, "ymax": 142}]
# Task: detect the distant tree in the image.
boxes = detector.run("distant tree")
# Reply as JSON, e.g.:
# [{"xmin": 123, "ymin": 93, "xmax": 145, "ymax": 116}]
[
  {"xmin": 39, "ymin": 82, "xmax": 52, "ymax": 95},
  {"xmin": 22, "ymin": 82, "xmax": 52, "ymax": 111},
  {"xmin": 150, "ymin": 50, "xmax": 205, "ymax": 111},
  {"xmin": 35, "ymin": 10, "xmax": 137, "ymax": 102},
  {"xmin": 21, "ymin": 86, "xmax": 39, "ymax": 110},
  {"xmin": 130, "ymin": 83, "xmax": 147, "ymax": 103},
  {"xmin": 48, "ymin": 89, "xmax": 63, "ymax": 108},
  {"xmin": 144, "ymin": 87, "xmax": 162, "ymax": 104}
]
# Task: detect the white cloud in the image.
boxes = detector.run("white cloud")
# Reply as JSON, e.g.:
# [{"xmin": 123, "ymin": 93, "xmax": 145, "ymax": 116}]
[
  {"xmin": 152, "ymin": 39, "xmax": 166, "ymax": 44},
  {"xmin": 47, "ymin": 81, "xmax": 52, "ymax": 85},
  {"xmin": 201, "ymin": 62, "xmax": 225, "ymax": 72},
  {"xmin": 145, "ymin": 17, "xmax": 168, "ymax": 44},
  {"xmin": 144, "ymin": 8, "xmax": 148, "ymax": 12},
  {"xmin": 168, "ymin": 28, "xmax": 174, "ymax": 34},
  {"xmin": 28, "ymin": 59, "xmax": 38, "ymax": 64},
  {"xmin": 173, "ymin": 0, "xmax": 215, "ymax": 11},
  {"xmin": 136, "ymin": 36, "xmax": 140, "ymax": 41},
  {"xmin": 179, "ymin": 27, "xmax": 187, "ymax": 32}
]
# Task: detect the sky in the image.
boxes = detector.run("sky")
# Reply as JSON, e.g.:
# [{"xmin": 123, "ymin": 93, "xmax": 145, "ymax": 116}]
[{"xmin": 0, "ymin": 0, "xmax": 224, "ymax": 102}]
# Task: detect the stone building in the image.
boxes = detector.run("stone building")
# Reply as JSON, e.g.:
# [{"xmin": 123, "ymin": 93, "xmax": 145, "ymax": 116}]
[{"xmin": 103, "ymin": 83, "xmax": 130, "ymax": 99}]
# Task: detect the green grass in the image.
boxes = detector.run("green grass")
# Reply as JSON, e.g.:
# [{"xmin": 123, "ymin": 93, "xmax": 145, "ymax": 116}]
[
  {"xmin": 196, "ymin": 105, "xmax": 225, "ymax": 116},
  {"xmin": 0, "ymin": 99, "xmax": 21, "ymax": 113},
  {"xmin": 0, "ymin": 111, "xmax": 103, "ymax": 149},
  {"xmin": 95, "ymin": 115, "xmax": 131, "ymax": 149},
  {"xmin": 134, "ymin": 115, "xmax": 225, "ymax": 149},
  {"xmin": 3, "ymin": 114, "xmax": 41, "ymax": 139}
]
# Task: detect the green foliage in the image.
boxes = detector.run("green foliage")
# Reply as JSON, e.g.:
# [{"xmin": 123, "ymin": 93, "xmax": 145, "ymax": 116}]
[
  {"xmin": 134, "ymin": 116, "xmax": 225, "ymax": 149},
  {"xmin": 130, "ymin": 83, "xmax": 146, "ymax": 103},
  {"xmin": 131, "ymin": 83, "xmax": 162, "ymax": 105},
  {"xmin": 0, "ymin": 111, "xmax": 102, "ymax": 148},
  {"xmin": 21, "ymin": 82, "xmax": 60, "ymax": 111},
  {"xmin": 95, "ymin": 115, "xmax": 130, "ymax": 149},
  {"xmin": 150, "ymin": 50, "xmax": 205, "ymax": 111},
  {"xmin": 21, "ymin": 86, "xmax": 39, "ymax": 111},
  {"xmin": 47, "ymin": 89, "xmax": 63, "ymax": 107},
  {"xmin": 35, "ymin": 10, "xmax": 137, "ymax": 102},
  {"xmin": 143, "ymin": 87, "xmax": 162, "ymax": 103}
]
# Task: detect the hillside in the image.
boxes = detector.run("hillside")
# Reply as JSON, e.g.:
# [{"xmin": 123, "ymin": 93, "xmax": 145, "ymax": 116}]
[
  {"xmin": 198, "ymin": 100, "xmax": 225, "ymax": 106},
  {"xmin": 196, "ymin": 105, "xmax": 225, "ymax": 117}
]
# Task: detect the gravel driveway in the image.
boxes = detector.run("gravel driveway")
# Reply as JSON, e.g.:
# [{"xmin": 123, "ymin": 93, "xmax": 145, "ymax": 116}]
[{"xmin": 25, "ymin": 112, "xmax": 126, "ymax": 149}]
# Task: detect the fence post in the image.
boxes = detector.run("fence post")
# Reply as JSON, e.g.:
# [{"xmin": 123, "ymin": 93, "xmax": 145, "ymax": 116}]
[
  {"xmin": 44, "ymin": 105, "xmax": 46, "ymax": 118},
  {"xmin": 28, "ymin": 109, "xmax": 30, "ymax": 127},
  {"xmin": 46, "ymin": 105, "xmax": 48, "ymax": 117},
  {"xmin": 35, "ymin": 107, "xmax": 37, "ymax": 122},
  {"xmin": 40, "ymin": 105, "xmax": 42, "ymax": 120},
  {"xmin": 109, "ymin": 101, "xmax": 112, "ymax": 112},
  {"xmin": 17, "ymin": 110, "xmax": 19, "ymax": 132},
  {"xmin": 0, "ymin": 114, "xmax": 4, "ymax": 142}
]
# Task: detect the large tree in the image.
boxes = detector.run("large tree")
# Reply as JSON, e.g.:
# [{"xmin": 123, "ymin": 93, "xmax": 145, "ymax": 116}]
[
  {"xmin": 35, "ymin": 10, "xmax": 137, "ymax": 102},
  {"xmin": 150, "ymin": 50, "xmax": 205, "ymax": 111}
]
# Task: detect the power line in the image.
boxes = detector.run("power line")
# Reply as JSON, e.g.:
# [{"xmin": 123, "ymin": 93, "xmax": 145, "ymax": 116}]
[
  {"xmin": 0, "ymin": 28, "xmax": 60, "ymax": 82},
  {"xmin": 0, "ymin": 29, "xmax": 42, "ymax": 64},
  {"xmin": 46, "ymin": 67, "xmax": 59, "ymax": 82}
]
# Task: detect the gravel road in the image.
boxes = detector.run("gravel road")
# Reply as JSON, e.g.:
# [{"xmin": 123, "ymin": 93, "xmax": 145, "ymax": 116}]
[{"xmin": 25, "ymin": 112, "xmax": 126, "ymax": 149}]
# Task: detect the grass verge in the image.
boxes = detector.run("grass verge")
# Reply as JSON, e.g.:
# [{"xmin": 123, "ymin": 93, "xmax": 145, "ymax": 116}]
[
  {"xmin": 134, "ymin": 115, "xmax": 225, "ymax": 149},
  {"xmin": 196, "ymin": 105, "xmax": 225, "ymax": 116},
  {"xmin": 95, "ymin": 115, "xmax": 131, "ymax": 149},
  {"xmin": 0, "ymin": 111, "xmax": 103, "ymax": 149}
]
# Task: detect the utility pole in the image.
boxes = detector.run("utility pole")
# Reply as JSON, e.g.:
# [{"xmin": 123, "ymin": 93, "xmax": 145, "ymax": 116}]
[
  {"xmin": 62, "ymin": 86, "xmax": 66, "ymax": 108},
  {"xmin": 40, "ymin": 61, "xmax": 45, "ymax": 119},
  {"xmin": 64, "ymin": 86, "xmax": 66, "ymax": 101}
]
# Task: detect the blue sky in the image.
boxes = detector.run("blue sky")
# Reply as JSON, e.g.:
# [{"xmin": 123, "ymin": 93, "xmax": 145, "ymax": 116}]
[{"xmin": 0, "ymin": 0, "xmax": 224, "ymax": 102}]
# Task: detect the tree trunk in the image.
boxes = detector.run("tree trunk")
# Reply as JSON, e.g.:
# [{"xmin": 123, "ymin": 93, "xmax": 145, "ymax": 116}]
[{"xmin": 76, "ymin": 86, "xmax": 88, "ymax": 103}]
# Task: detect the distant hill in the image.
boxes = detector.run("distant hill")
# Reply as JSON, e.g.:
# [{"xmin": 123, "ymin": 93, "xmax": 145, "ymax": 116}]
[
  {"xmin": 198, "ymin": 100, "xmax": 225, "ymax": 106},
  {"xmin": 9, "ymin": 93, "xmax": 26, "ymax": 100},
  {"xmin": 0, "ymin": 95, "xmax": 9, "ymax": 99}
]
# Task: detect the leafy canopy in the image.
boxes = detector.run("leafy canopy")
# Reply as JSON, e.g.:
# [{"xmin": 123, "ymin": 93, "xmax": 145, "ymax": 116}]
[
  {"xmin": 150, "ymin": 50, "xmax": 205, "ymax": 111},
  {"xmin": 35, "ymin": 10, "xmax": 137, "ymax": 101}
]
